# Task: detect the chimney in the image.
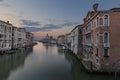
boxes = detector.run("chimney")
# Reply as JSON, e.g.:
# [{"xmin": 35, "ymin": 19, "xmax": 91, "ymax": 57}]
[
  {"xmin": 7, "ymin": 21, "xmax": 9, "ymax": 24},
  {"xmin": 84, "ymin": 18, "xmax": 86, "ymax": 24},
  {"xmin": 93, "ymin": 3, "xmax": 99, "ymax": 12}
]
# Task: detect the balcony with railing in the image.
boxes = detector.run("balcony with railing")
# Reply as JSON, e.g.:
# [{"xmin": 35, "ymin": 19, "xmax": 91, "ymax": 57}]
[
  {"xmin": 104, "ymin": 43, "xmax": 110, "ymax": 48},
  {"xmin": 94, "ymin": 43, "xmax": 98, "ymax": 47},
  {"xmin": 84, "ymin": 40, "xmax": 92, "ymax": 46},
  {"xmin": 85, "ymin": 23, "xmax": 92, "ymax": 34},
  {"xmin": 83, "ymin": 34, "xmax": 93, "ymax": 46}
]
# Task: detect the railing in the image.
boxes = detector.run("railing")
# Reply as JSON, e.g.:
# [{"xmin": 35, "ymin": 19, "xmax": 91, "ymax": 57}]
[
  {"xmin": 94, "ymin": 43, "xmax": 98, "ymax": 47},
  {"xmin": 85, "ymin": 30, "xmax": 92, "ymax": 34},
  {"xmin": 83, "ymin": 42, "xmax": 92, "ymax": 46},
  {"xmin": 0, "ymin": 38, "xmax": 4, "ymax": 40}
]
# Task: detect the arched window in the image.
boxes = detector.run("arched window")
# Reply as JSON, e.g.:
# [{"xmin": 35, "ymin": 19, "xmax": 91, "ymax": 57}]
[
  {"xmin": 79, "ymin": 29, "xmax": 82, "ymax": 34},
  {"xmin": 103, "ymin": 32, "xmax": 109, "ymax": 57},
  {"xmin": 104, "ymin": 15, "xmax": 109, "ymax": 26},
  {"xmin": 104, "ymin": 32, "xmax": 109, "ymax": 43},
  {"xmin": 96, "ymin": 33, "xmax": 99, "ymax": 44},
  {"xmin": 96, "ymin": 17, "xmax": 99, "ymax": 27}
]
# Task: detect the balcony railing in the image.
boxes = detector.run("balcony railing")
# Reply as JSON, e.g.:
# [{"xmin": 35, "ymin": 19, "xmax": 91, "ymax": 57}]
[
  {"xmin": 0, "ymin": 38, "xmax": 4, "ymax": 40},
  {"xmin": 104, "ymin": 43, "xmax": 110, "ymax": 48},
  {"xmin": 85, "ymin": 30, "xmax": 92, "ymax": 34},
  {"xmin": 94, "ymin": 43, "xmax": 98, "ymax": 47},
  {"xmin": 83, "ymin": 42, "xmax": 92, "ymax": 46}
]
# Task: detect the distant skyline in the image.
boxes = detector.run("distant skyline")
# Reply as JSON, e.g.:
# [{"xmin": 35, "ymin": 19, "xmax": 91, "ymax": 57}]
[{"xmin": 0, "ymin": 0, "xmax": 119, "ymax": 39}]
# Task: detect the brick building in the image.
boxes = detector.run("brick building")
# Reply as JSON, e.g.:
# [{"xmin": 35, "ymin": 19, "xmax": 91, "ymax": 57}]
[{"xmin": 82, "ymin": 4, "xmax": 120, "ymax": 71}]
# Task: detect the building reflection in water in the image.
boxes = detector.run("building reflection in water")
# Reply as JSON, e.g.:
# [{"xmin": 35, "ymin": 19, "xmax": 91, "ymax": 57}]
[
  {"xmin": 57, "ymin": 46, "xmax": 65, "ymax": 55},
  {"xmin": 0, "ymin": 47, "xmax": 33, "ymax": 80},
  {"xmin": 0, "ymin": 43, "xmax": 117, "ymax": 80},
  {"xmin": 42, "ymin": 43, "xmax": 56, "ymax": 54},
  {"xmin": 63, "ymin": 49, "xmax": 115, "ymax": 80}
]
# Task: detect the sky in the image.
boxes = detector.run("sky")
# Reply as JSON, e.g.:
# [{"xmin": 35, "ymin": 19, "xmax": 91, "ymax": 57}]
[{"xmin": 0, "ymin": 0, "xmax": 119, "ymax": 39}]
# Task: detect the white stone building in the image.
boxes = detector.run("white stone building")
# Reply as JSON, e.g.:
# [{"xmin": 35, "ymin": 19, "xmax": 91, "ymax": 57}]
[
  {"xmin": 66, "ymin": 25, "xmax": 83, "ymax": 55},
  {"xmin": 0, "ymin": 20, "xmax": 34, "ymax": 53},
  {"xmin": 12, "ymin": 26, "xmax": 19, "ymax": 49},
  {"xmin": 17, "ymin": 28, "xmax": 26, "ymax": 48},
  {"xmin": 26, "ymin": 32, "xmax": 34, "ymax": 47},
  {"xmin": 0, "ymin": 21, "xmax": 12, "ymax": 51},
  {"xmin": 57, "ymin": 35, "xmax": 65, "ymax": 46},
  {"xmin": 71, "ymin": 25, "xmax": 79, "ymax": 55},
  {"xmin": 66, "ymin": 33, "xmax": 72, "ymax": 50}
]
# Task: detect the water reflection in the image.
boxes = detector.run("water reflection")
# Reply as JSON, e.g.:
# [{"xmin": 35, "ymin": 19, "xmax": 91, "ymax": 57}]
[
  {"xmin": 7, "ymin": 43, "xmax": 71, "ymax": 80},
  {"xmin": 0, "ymin": 42, "xmax": 117, "ymax": 80},
  {"xmin": 42, "ymin": 43, "xmax": 56, "ymax": 54},
  {"xmin": 57, "ymin": 46, "xmax": 65, "ymax": 55},
  {"xmin": 64, "ymin": 50, "xmax": 115, "ymax": 80},
  {"xmin": 0, "ymin": 48, "xmax": 33, "ymax": 80}
]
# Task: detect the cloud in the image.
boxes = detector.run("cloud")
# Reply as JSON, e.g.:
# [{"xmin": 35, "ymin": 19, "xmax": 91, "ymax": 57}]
[
  {"xmin": 41, "ymin": 24, "xmax": 61, "ymax": 31},
  {"xmin": 42, "ymin": 21, "xmax": 79, "ymax": 31},
  {"xmin": 20, "ymin": 19, "xmax": 41, "ymax": 27},
  {"xmin": 60, "ymin": 22, "xmax": 79, "ymax": 27},
  {"xmin": 0, "ymin": 0, "xmax": 10, "ymax": 7},
  {"xmin": 24, "ymin": 24, "xmax": 60, "ymax": 32},
  {"xmin": 0, "ymin": 0, "xmax": 4, "ymax": 2},
  {"xmin": 3, "ymin": 13, "xmax": 23, "ymax": 19},
  {"xmin": 0, "ymin": 3, "xmax": 10, "ymax": 7},
  {"xmin": 25, "ymin": 27, "xmax": 42, "ymax": 32},
  {"xmin": 24, "ymin": 21, "xmax": 79, "ymax": 32}
]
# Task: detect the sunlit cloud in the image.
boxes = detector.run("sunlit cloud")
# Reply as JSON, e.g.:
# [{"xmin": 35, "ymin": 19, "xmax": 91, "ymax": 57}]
[
  {"xmin": 25, "ymin": 27, "xmax": 42, "ymax": 32},
  {"xmin": 24, "ymin": 21, "xmax": 79, "ymax": 32},
  {"xmin": 20, "ymin": 19, "xmax": 41, "ymax": 27}
]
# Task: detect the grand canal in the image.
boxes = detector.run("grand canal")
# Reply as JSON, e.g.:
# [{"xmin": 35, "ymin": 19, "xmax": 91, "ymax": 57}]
[{"xmin": 0, "ymin": 42, "xmax": 116, "ymax": 80}]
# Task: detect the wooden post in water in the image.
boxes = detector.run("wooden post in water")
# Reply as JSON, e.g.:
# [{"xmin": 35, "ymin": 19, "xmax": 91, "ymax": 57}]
[{"xmin": 115, "ymin": 71, "xmax": 117, "ymax": 80}]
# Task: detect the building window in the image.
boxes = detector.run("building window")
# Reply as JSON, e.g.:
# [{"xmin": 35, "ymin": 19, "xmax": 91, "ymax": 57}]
[
  {"xmin": 96, "ymin": 33, "xmax": 99, "ymax": 44},
  {"xmin": 2, "ymin": 43, "xmax": 3, "ymax": 48},
  {"xmin": 103, "ymin": 32, "xmax": 109, "ymax": 57},
  {"xmin": 79, "ymin": 29, "xmax": 82, "ymax": 34},
  {"xmin": 104, "ymin": 15, "xmax": 109, "ymax": 26},
  {"xmin": 96, "ymin": 59, "xmax": 99, "ymax": 63},
  {"xmin": 104, "ymin": 32, "xmax": 109, "ymax": 43},
  {"xmin": 96, "ymin": 48, "xmax": 99, "ymax": 56},
  {"xmin": 96, "ymin": 17, "xmax": 99, "ymax": 27},
  {"xmin": 104, "ymin": 48, "xmax": 109, "ymax": 57}
]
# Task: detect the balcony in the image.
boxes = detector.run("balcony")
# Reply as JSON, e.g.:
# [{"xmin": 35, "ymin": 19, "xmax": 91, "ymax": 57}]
[
  {"xmin": 94, "ymin": 44, "xmax": 98, "ymax": 47},
  {"xmin": 85, "ymin": 30, "xmax": 92, "ymax": 34},
  {"xmin": 104, "ymin": 43, "xmax": 110, "ymax": 48},
  {"xmin": 83, "ymin": 42, "xmax": 92, "ymax": 46},
  {"xmin": 85, "ymin": 25, "xmax": 92, "ymax": 34},
  {"xmin": 0, "ymin": 38, "xmax": 4, "ymax": 40}
]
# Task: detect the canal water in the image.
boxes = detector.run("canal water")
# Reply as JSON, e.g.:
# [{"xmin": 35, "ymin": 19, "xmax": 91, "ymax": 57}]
[{"xmin": 0, "ymin": 42, "xmax": 116, "ymax": 80}]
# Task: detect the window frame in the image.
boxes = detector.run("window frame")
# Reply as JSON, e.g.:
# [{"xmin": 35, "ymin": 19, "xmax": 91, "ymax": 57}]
[
  {"xmin": 103, "ymin": 14, "xmax": 109, "ymax": 26},
  {"xmin": 103, "ymin": 32, "xmax": 109, "ymax": 43},
  {"xmin": 96, "ymin": 17, "xmax": 99, "ymax": 27},
  {"xmin": 103, "ymin": 48, "xmax": 109, "ymax": 57},
  {"xmin": 103, "ymin": 32, "xmax": 110, "ymax": 57}
]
